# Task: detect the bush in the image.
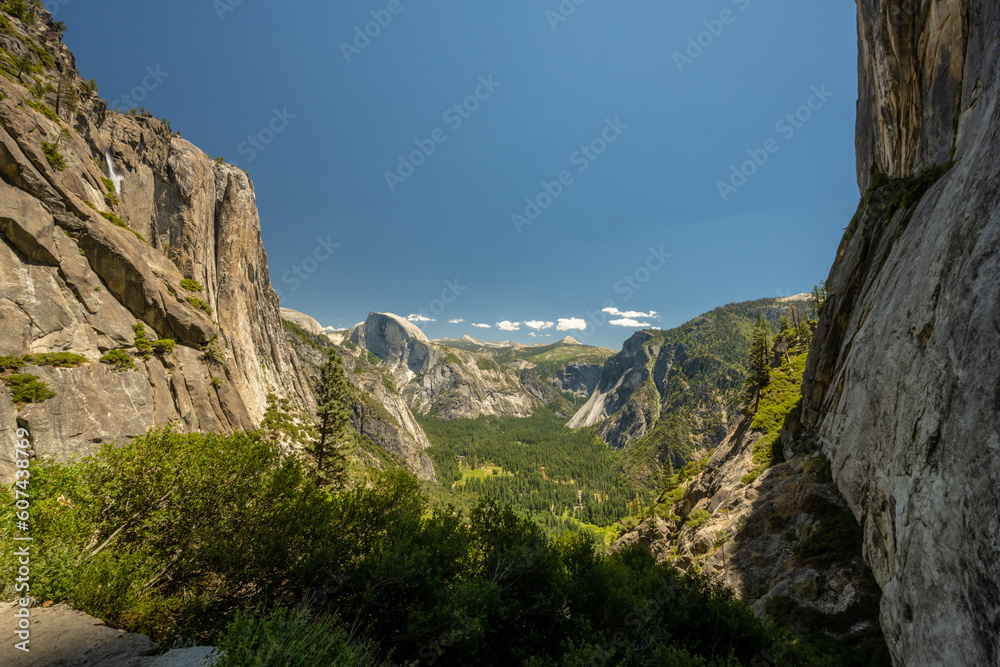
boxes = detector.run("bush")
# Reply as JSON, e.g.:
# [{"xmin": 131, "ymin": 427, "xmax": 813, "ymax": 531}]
[
  {"xmin": 0, "ymin": 429, "xmax": 842, "ymax": 665},
  {"xmin": 133, "ymin": 323, "xmax": 152, "ymax": 359},
  {"xmin": 180, "ymin": 278, "xmax": 204, "ymax": 292},
  {"xmin": 214, "ymin": 607, "xmax": 385, "ymax": 667},
  {"xmin": 41, "ymin": 141, "xmax": 66, "ymax": 171},
  {"xmin": 100, "ymin": 349, "xmax": 135, "ymax": 371},
  {"xmin": 151, "ymin": 339, "xmax": 175, "ymax": 356},
  {"xmin": 686, "ymin": 508, "xmax": 712, "ymax": 530},
  {"xmin": 26, "ymin": 352, "xmax": 87, "ymax": 368},
  {"xmin": 2, "ymin": 373, "xmax": 56, "ymax": 404},
  {"xmin": 0, "ymin": 355, "xmax": 27, "ymax": 372},
  {"xmin": 98, "ymin": 211, "xmax": 147, "ymax": 244},
  {"xmin": 187, "ymin": 297, "xmax": 213, "ymax": 315}
]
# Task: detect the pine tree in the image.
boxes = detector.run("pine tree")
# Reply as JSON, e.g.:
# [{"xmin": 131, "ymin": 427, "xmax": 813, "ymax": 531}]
[
  {"xmin": 810, "ymin": 281, "xmax": 828, "ymax": 319},
  {"xmin": 307, "ymin": 348, "xmax": 350, "ymax": 488},
  {"xmin": 740, "ymin": 315, "xmax": 771, "ymax": 414}
]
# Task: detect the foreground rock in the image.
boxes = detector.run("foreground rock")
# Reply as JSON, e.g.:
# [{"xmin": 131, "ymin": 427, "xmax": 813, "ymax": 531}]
[{"xmin": 801, "ymin": 1, "xmax": 1000, "ymax": 664}]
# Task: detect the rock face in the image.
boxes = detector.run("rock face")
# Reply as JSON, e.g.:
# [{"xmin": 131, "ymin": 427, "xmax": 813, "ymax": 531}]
[
  {"xmin": 0, "ymin": 9, "xmax": 307, "ymax": 479},
  {"xmin": 615, "ymin": 416, "xmax": 881, "ymax": 637},
  {"xmin": 348, "ymin": 314, "xmax": 602, "ymax": 420},
  {"xmin": 280, "ymin": 307, "xmax": 325, "ymax": 336},
  {"xmin": 568, "ymin": 297, "xmax": 811, "ymax": 481},
  {"xmin": 802, "ymin": 1, "xmax": 1000, "ymax": 664},
  {"xmin": 283, "ymin": 322, "xmax": 435, "ymax": 480},
  {"xmin": 349, "ymin": 312, "xmax": 428, "ymax": 360},
  {"xmin": 549, "ymin": 362, "xmax": 603, "ymax": 397}
]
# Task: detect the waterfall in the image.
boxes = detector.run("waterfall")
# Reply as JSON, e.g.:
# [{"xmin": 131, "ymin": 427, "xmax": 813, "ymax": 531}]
[{"xmin": 104, "ymin": 151, "xmax": 124, "ymax": 195}]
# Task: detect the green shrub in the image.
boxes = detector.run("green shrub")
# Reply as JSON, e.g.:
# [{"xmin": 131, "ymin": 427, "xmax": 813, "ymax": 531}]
[
  {"xmin": 686, "ymin": 508, "xmax": 712, "ymax": 529},
  {"xmin": 41, "ymin": 141, "xmax": 66, "ymax": 170},
  {"xmin": 213, "ymin": 156, "xmax": 225, "ymax": 165},
  {"xmin": 0, "ymin": 355, "xmax": 27, "ymax": 372},
  {"xmin": 476, "ymin": 357, "xmax": 499, "ymax": 372},
  {"xmin": 27, "ymin": 100, "xmax": 59, "ymax": 123},
  {"xmin": 104, "ymin": 192, "xmax": 119, "ymax": 207},
  {"xmin": 100, "ymin": 349, "xmax": 135, "ymax": 371},
  {"xmin": 187, "ymin": 297, "xmax": 212, "ymax": 315},
  {"xmin": 214, "ymin": 607, "xmax": 385, "ymax": 667},
  {"xmin": 211, "ymin": 377, "xmax": 222, "ymax": 388},
  {"xmin": 101, "ymin": 177, "xmax": 115, "ymax": 193},
  {"xmin": 151, "ymin": 339, "xmax": 175, "ymax": 356},
  {"xmin": 180, "ymin": 278, "xmax": 204, "ymax": 292},
  {"xmin": 2, "ymin": 373, "xmax": 56, "ymax": 404},
  {"xmin": 132, "ymin": 323, "xmax": 152, "ymax": 359},
  {"xmin": 98, "ymin": 211, "xmax": 148, "ymax": 244},
  {"xmin": 25, "ymin": 352, "xmax": 87, "ymax": 367}
]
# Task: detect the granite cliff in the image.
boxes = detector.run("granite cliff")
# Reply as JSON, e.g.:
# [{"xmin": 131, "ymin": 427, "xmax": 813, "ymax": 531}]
[
  {"xmin": 802, "ymin": 1, "xmax": 1000, "ymax": 663},
  {"xmin": 0, "ymin": 8, "xmax": 299, "ymax": 478}
]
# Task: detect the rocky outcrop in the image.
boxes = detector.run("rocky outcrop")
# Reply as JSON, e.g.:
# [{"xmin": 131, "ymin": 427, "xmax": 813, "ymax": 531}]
[
  {"xmin": 280, "ymin": 307, "xmax": 325, "ymax": 337},
  {"xmin": 349, "ymin": 312, "xmax": 428, "ymax": 360},
  {"xmin": 0, "ymin": 8, "xmax": 307, "ymax": 480},
  {"xmin": 802, "ymin": 1, "xmax": 1000, "ymax": 664},
  {"xmin": 549, "ymin": 362, "xmax": 602, "ymax": 397},
  {"xmin": 349, "ymin": 314, "xmax": 593, "ymax": 420}
]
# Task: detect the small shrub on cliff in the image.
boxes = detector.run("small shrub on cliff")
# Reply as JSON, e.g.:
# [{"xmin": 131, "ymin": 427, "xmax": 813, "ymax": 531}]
[
  {"xmin": 98, "ymin": 211, "xmax": 148, "ymax": 244},
  {"xmin": 3, "ymin": 373, "xmax": 56, "ymax": 404},
  {"xmin": 101, "ymin": 176, "xmax": 115, "ymax": 193},
  {"xmin": 0, "ymin": 355, "xmax": 27, "ymax": 372},
  {"xmin": 132, "ymin": 323, "xmax": 152, "ymax": 359},
  {"xmin": 686, "ymin": 508, "xmax": 712, "ymax": 529},
  {"xmin": 99, "ymin": 349, "xmax": 134, "ymax": 371},
  {"xmin": 151, "ymin": 339, "xmax": 175, "ymax": 356},
  {"xmin": 41, "ymin": 141, "xmax": 66, "ymax": 170},
  {"xmin": 26, "ymin": 352, "xmax": 87, "ymax": 368},
  {"xmin": 187, "ymin": 297, "xmax": 213, "ymax": 315},
  {"xmin": 180, "ymin": 278, "xmax": 204, "ymax": 292}
]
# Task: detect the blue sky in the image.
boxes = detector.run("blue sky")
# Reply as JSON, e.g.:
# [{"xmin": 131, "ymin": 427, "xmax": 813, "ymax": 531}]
[{"xmin": 54, "ymin": 0, "xmax": 858, "ymax": 349}]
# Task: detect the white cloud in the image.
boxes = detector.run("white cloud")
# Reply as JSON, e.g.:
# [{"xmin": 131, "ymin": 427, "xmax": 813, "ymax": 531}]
[
  {"xmin": 448, "ymin": 318, "xmax": 465, "ymax": 324},
  {"xmin": 323, "ymin": 326, "xmax": 339, "ymax": 332},
  {"xmin": 610, "ymin": 318, "xmax": 652, "ymax": 327},
  {"xmin": 557, "ymin": 318, "xmax": 587, "ymax": 331},
  {"xmin": 524, "ymin": 320, "xmax": 555, "ymax": 330},
  {"xmin": 471, "ymin": 323, "xmax": 491, "ymax": 329},
  {"xmin": 496, "ymin": 321, "xmax": 521, "ymax": 331},
  {"xmin": 602, "ymin": 307, "xmax": 659, "ymax": 319},
  {"xmin": 406, "ymin": 314, "xmax": 435, "ymax": 323}
]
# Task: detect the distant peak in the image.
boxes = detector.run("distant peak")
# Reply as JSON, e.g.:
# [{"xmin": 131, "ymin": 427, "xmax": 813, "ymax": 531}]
[{"xmin": 559, "ymin": 336, "xmax": 581, "ymax": 345}]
